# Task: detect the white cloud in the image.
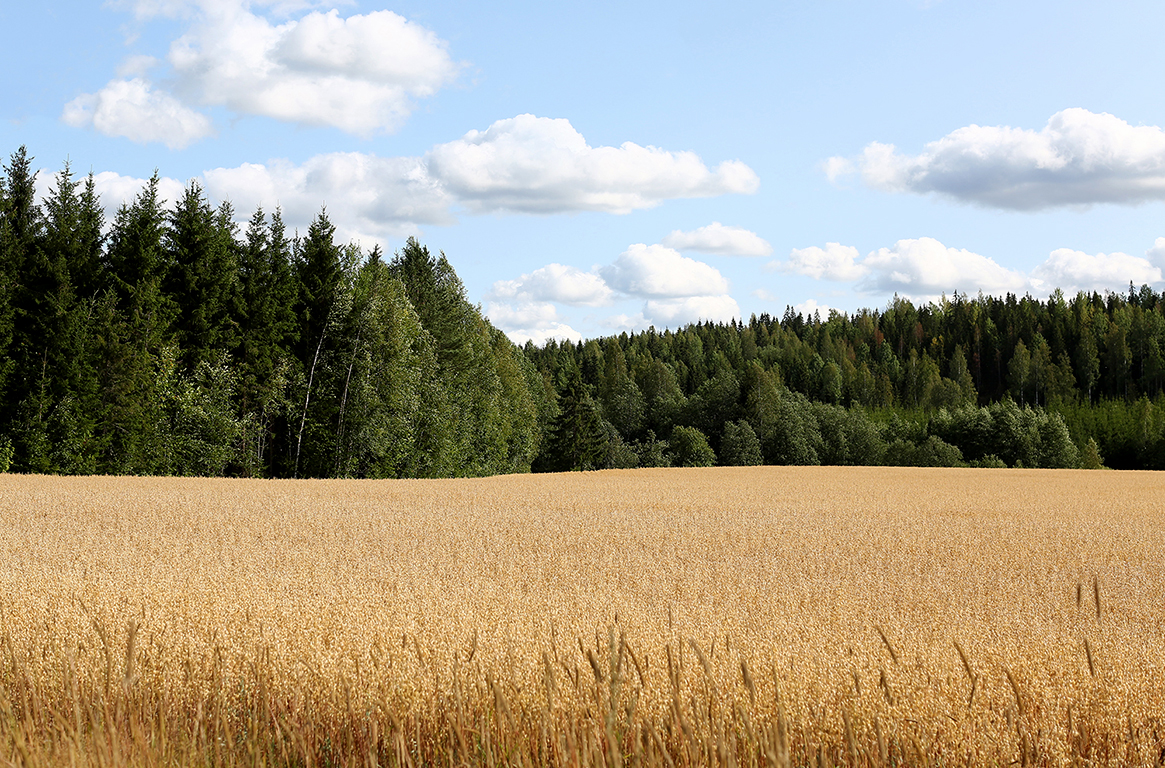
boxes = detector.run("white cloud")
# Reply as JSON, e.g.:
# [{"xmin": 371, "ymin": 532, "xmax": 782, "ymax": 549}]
[
  {"xmin": 484, "ymin": 300, "xmax": 582, "ymax": 346},
  {"xmin": 61, "ymin": 78, "xmax": 214, "ymax": 149},
  {"xmin": 488, "ymin": 242, "xmax": 741, "ymax": 339},
  {"xmin": 600, "ymin": 312, "xmax": 649, "ymax": 331},
  {"xmin": 35, "ymin": 169, "xmax": 190, "ymax": 229},
  {"xmin": 1148, "ymin": 237, "xmax": 1165, "ymax": 269},
  {"xmin": 861, "ymin": 238, "xmax": 1028, "ymax": 298},
  {"xmin": 166, "ymin": 5, "xmax": 460, "ymax": 136},
  {"xmin": 489, "ymin": 263, "xmax": 613, "ymax": 307},
  {"xmin": 600, "ymin": 243, "xmax": 730, "ymax": 298},
  {"xmin": 427, "ymin": 115, "xmax": 759, "ymax": 214},
  {"xmin": 782, "ymin": 235, "xmax": 1165, "ymax": 301},
  {"xmin": 661, "ymin": 222, "xmax": 771, "ymax": 256},
  {"xmin": 793, "ymin": 299, "xmax": 834, "ymax": 319},
  {"xmin": 752, "ymin": 288, "xmax": 777, "ymax": 301},
  {"xmin": 62, "ymin": 112, "xmax": 757, "ymax": 243},
  {"xmin": 78, "ymin": 0, "xmax": 457, "ymax": 141},
  {"xmin": 829, "ymin": 109, "xmax": 1165, "ymax": 209},
  {"xmin": 644, "ymin": 295, "xmax": 740, "ymax": 326},
  {"xmin": 59, "ymin": 111, "xmax": 759, "ymax": 243},
  {"xmin": 779, "ymin": 242, "xmax": 867, "ymax": 281},
  {"xmin": 1030, "ymin": 248, "xmax": 1162, "ymax": 295},
  {"xmin": 89, "ymin": 171, "xmax": 189, "ymax": 214},
  {"xmin": 822, "ymin": 156, "xmax": 854, "ymax": 183},
  {"xmin": 201, "ymin": 153, "xmax": 452, "ymax": 243}
]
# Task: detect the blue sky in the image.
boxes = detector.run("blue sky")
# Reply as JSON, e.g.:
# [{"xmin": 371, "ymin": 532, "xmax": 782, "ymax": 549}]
[{"xmin": 4, "ymin": 0, "xmax": 1165, "ymax": 343}]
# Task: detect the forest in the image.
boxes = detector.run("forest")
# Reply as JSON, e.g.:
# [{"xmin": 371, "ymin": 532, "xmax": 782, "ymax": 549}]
[{"xmin": 2, "ymin": 147, "xmax": 1164, "ymax": 476}]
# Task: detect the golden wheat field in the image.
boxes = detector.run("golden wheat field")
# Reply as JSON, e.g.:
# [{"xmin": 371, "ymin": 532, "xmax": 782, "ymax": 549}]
[{"xmin": 2, "ymin": 467, "xmax": 1165, "ymax": 768}]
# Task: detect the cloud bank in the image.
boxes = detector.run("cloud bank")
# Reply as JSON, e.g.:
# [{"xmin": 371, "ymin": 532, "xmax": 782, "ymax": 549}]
[
  {"xmin": 773, "ymin": 236, "xmax": 1165, "ymax": 302},
  {"xmin": 828, "ymin": 109, "xmax": 1165, "ymax": 209},
  {"xmin": 70, "ymin": 115, "xmax": 760, "ymax": 243},
  {"xmin": 427, "ymin": 116, "xmax": 758, "ymax": 214},
  {"xmin": 487, "ymin": 243, "xmax": 740, "ymax": 342}
]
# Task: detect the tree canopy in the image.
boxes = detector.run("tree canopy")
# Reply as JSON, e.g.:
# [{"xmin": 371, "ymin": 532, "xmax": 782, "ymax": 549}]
[{"xmin": 2, "ymin": 147, "xmax": 1164, "ymax": 476}]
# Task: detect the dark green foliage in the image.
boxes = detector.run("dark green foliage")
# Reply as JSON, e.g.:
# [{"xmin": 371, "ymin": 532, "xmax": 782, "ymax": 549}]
[
  {"xmin": 541, "ymin": 367, "xmax": 607, "ymax": 472},
  {"xmin": 527, "ymin": 290, "xmax": 1165, "ymax": 471},
  {"xmin": 0, "ymin": 152, "xmax": 543, "ymax": 479},
  {"xmin": 6, "ymin": 148, "xmax": 1165, "ymax": 476},
  {"xmin": 1080, "ymin": 437, "xmax": 1104, "ymax": 469},
  {"xmin": 669, "ymin": 426, "xmax": 716, "ymax": 467},
  {"xmin": 632, "ymin": 430, "xmax": 671, "ymax": 468},
  {"xmin": 719, "ymin": 420, "xmax": 762, "ymax": 466},
  {"xmin": 885, "ymin": 435, "xmax": 965, "ymax": 467},
  {"xmin": 164, "ymin": 184, "xmax": 241, "ymax": 368}
]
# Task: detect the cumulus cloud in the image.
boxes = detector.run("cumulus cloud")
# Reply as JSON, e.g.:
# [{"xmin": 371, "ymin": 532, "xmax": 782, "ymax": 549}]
[
  {"xmin": 427, "ymin": 115, "xmax": 759, "ymax": 214},
  {"xmin": 487, "ymin": 243, "xmax": 740, "ymax": 339},
  {"xmin": 58, "ymin": 113, "xmax": 758, "ymax": 245},
  {"xmin": 489, "ymin": 263, "xmax": 613, "ymax": 307},
  {"xmin": 828, "ymin": 108, "xmax": 1165, "ymax": 209},
  {"xmin": 821, "ymin": 156, "xmax": 854, "ymax": 183},
  {"xmin": 61, "ymin": 78, "xmax": 214, "ymax": 149},
  {"xmin": 661, "ymin": 222, "xmax": 771, "ymax": 256},
  {"xmin": 778, "ymin": 242, "xmax": 866, "ymax": 281},
  {"xmin": 644, "ymin": 295, "xmax": 740, "ymax": 326},
  {"xmin": 201, "ymin": 153, "xmax": 452, "ymax": 243},
  {"xmin": 777, "ymin": 235, "xmax": 1165, "ymax": 301},
  {"xmin": 71, "ymin": 0, "xmax": 458, "ymax": 142},
  {"xmin": 483, "ymin": 300, "xmax": 583, "ymax": 346},
  {"xmin": 89, "ymin": 171, "xmax": 189, "ymax": 213},
  {"xmin": 861, "ymin": 238, "xmax": 1028, "ymax": 297},
  {"xmin": 600, "ymin": 243, "xmax": 730, "ymax": 298},
  {"xmin": 168, "ymin": 5, "xmax": 460, "ymax": 136},
  {"xmin": 1030, "ymin": 249, "xmax": 1162, "ymax": 295},
  {"xmin": 1148, "ymin": 238, "xmax": 1165, "ymax": 269},
  {"xmin": 793, "ymin": 299, "xmax": 835, "ymax": 319}
]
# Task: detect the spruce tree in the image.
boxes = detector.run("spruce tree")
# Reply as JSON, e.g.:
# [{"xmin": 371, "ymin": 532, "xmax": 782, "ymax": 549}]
[
  {"xmin": 291, "ymin": 211, "xmax": 345, "ymax": 477},
  {"xmin": 97, "ymin": 175, "xmax": 172, "ymax": 473},
  {"xmin": 164, "ymin": 183, "xmax": 240, "ymax": 368},
  {"xmin": 236, "ymin": 207, "xmax": 299, "ymax": 475},
  {"xmin": 0, "ymin": 148, "xmax": 43, "ymax": 452},
  {"xmin": 542, "ymin": 367, "xmax": 606, "ymax": 471}
]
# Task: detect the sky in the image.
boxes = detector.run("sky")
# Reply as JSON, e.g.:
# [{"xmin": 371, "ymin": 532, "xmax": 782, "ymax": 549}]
[{"xmin": 3, "ymin": 0, "xmax": 1165, "ymax": 344}]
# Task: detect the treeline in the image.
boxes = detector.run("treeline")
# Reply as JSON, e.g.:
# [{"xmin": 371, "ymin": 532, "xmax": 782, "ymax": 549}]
[
  {"xmin": 0, "ymin": 149, "xmax": 546, "ymax": 477},
  {"xmin": 525, "ymin": 284, "xmax": 1165, "ymax": 471},
  {"xmin": 3, "ymin": 147, "xmax": 1165, "ymax": 476}
]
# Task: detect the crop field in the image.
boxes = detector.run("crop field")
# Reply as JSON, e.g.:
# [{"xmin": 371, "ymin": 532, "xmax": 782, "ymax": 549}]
[{"xmin": 2, "ymin": 467, "xmax": 1164, "ymax": 767}]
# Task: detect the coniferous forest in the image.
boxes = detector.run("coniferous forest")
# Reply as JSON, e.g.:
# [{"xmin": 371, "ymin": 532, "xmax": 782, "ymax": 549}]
[{"xmin": 3, "ymin": 147, "xmax": 1165, "ymax": 476}]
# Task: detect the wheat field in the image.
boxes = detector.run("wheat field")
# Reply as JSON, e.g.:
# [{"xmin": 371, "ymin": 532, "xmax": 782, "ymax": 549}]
[{"xmin": 2, "ymin": 467, "xmax": 1164, "ymax": 767}]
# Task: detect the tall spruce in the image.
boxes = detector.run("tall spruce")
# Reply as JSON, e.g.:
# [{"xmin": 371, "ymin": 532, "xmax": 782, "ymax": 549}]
[
  {"xmin": 97, "ymin": 174, "xmax": 172, "ymax": 473},
  {"xmin": 165, "ymin": 184, "xmax": 241, "ymax": 368},
  {"xmin": 542, "ymin": 366, "xmax": 606, "ymax": 472},
  {"xmin": 237, "ymin": 207, "xmax": 299, "ymax": 476},
  {"xmin": 291, "ymin": 212, "xmax": 344, "ymax": 477},
  {"xmin": 0, "ymin": 148, "xmax": 43, "ymax": 452}
]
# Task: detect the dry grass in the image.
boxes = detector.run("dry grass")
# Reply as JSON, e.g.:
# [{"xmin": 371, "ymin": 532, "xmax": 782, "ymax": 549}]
[{"xmin": 2, "ymin": 466, "xmax": 1165, "ymax": 767}]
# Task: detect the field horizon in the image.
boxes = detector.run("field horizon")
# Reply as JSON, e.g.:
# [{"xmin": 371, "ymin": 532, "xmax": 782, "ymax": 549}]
[{"xmin": 3, "ymin": 466, "xmax": 1164, "ymax": 767}]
